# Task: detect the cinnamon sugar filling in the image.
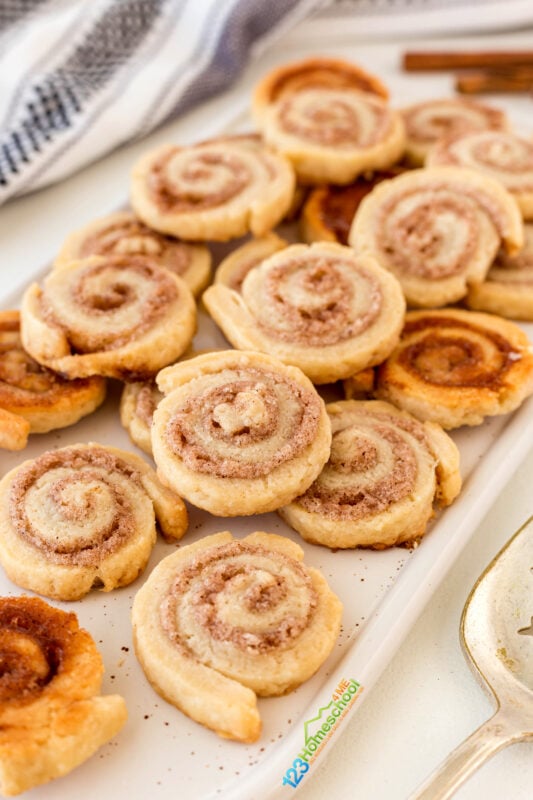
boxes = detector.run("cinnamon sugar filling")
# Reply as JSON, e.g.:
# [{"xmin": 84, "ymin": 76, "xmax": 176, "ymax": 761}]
[
  {"xmin": 81, "ymin": 220, "xmax": 192, "ymax": 277},
  {"xmin": 166, "ymin": 369, "xmax": 321, "ymax": 479},
  {"xmin": 277, "ymin": 89, "xmax": 391, "ymax": 148},
  {"xmin": 0, "ymin": 597, "xmax": 75, "ymax": 702},
  {"xmin": 160, "ymin": 541, "xmax": 317, "ymax": 656},
  {"xmin": 245, "ymin": 256, "xmax": 382, "ymax": 346},
  {"xmin": 378, "ymin": 191, "xmax": 479, "ymax": 279},
  {"xmin": 41, "ymin": 256, "xmax": 178, "ymax": 352},
  {"xmin": 399, "ymin": 316, "xmax": 520, "ymax": 388},
  {"xmin": 134, "ymin": 382, "xmax": 160, "ymax": 427},
  {"xmin": 9, "ymin": 447, "xmax": 142, "ymax": 565},
  {"xmin": 298, "ymin": 418, "xmax": 419, "ymax": 520},
  {"xmin": 148, "ymin": 148, "xmax": 251, "ymax": 213}
]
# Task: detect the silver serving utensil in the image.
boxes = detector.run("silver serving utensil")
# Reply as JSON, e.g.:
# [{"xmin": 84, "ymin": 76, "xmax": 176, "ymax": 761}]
[{"xmin": 410, "ymin": 514, "xmax": 533, "ymax": 800}]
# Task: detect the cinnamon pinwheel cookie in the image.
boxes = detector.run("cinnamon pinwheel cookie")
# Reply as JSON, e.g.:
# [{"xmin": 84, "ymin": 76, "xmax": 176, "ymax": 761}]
[
  {"xmin": 203, "ymin": 242, "xmax": 405, "ymax": 384},
  {"xmin": 427, "ymin": 130, "xmax": 533, "ymax": 219},
  {"xmin": 400, "ymin": 98, "xmax": 508, "ymax": 166},
  {"xmin": 252, "ymin": 57, "xmax": 406, "ymax": 184},
  {"xmin": 279, "ymin": 400, "xmax": 461, "ymax": 549},
  {"xmin": 130, "ymin": 134, "xmax": 295, "ymax": 241},
  {"xmin": 20, "ymin": 254, "xmax": 196, "ymax": 381},
  {"xmin": 0, "ymin": 310, "xmax": 106, "ymax": 451},
  {"xmin": 213, "ymin": 233, "xmax": 289, "ymax": 292},
  {"xmin": 151, "ymin": 350, "xmax": 331, "ymax": 516},
  {"xmin": 466, "ymin": 222, "xmax": 533, "ymax": 320},
  {"xmin": 0, "ymin": 596, "xmax": 127, "ymax": 796},
  {"xmin": 55, "ymin": 210, "xmax": 211, "ymax": 297},
  {"xmin": 376, "ymin": 309, "xmax": 533, "ymax": 428},
  {"xmin": 0, "ymin": 443, "xmax": 188, "ymax": 600},
  {"xmin": 350, "ymin": 166, "xmax": 523, "ymax": 308},
  {"xmin": 301, "ymin": 168, "xmax": 404, "ymax": 245},
  {"xmin": 132, "ymin": 530, "xmax": 342, "ymax": 742}
]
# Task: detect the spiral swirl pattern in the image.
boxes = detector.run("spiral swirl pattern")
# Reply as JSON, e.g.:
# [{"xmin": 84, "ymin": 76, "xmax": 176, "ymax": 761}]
[
  {"xmin": 21, "ymin": 254, "xmax": 196, "ymax": 380},
  {"xmin": 164, "ymin": 367, "xmax": 320, "ymax": 479},
  {"xmin": 131, "ymin": 135, "xmax": 295, "ymax": 241},
  {"xmin": 152, "ymin": 351, "xmax": 331, "ymax": 516},
  {"xmin": 0, "ymin": 596, "xmax": 127, "ymax": 796},
  {"xmin": 55, "ymin": 211, "xmax": 211, "ymax": 297},
  {"xmin": 0, "ymin": 443, "xmax": 188, "ymax": 599},
  {"xmin": 277, "ymin": 88, "xmax": 393, "ymax": 149},
  {"xmin": 428, "ymin": 131, "xmax": 533, "ymax": 218},
  {"xmin": 0, "ymin": 310, "xmax": 105, "ymax": 447},
  {"xmin": 280, "ymin": 400, "xmax": 460, "ymax": 549},
  {"xmin": 252, "ymin": 57, "xmax": 405, "ymax": 184},
  {"xmin": 376, "ymin": 309, "xmax": 533, "ymax": 428},
  {"xmin": 350, "ymin": 166, "xmax": 524, "ymax": 307},
  {"xmin": 401, "ymin": 98, "xmax": 508, "ymax": 165},
  {"xmin": 203, "ymin": 243, "xmax": 405, "ymax": 384},
  {"xmin": 132, "ymin": 531, "xmax": 342, "ymax": 742}
]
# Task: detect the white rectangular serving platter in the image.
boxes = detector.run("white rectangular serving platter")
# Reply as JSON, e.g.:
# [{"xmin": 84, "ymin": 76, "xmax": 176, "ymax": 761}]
[{"xmin": 1, "ymin": 32, "xmax": 533, "ymax": 800}]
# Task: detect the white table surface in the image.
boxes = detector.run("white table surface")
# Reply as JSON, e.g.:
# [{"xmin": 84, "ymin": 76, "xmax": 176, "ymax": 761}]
[{"xmin": 1, "ymin": 20, "xmax": 532, "ymax": 800}]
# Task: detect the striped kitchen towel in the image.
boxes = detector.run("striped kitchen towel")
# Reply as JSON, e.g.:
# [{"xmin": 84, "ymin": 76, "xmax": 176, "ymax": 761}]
[{"xmin": 0, "ymin": 0, "xmax": 325, "ymax": 205}]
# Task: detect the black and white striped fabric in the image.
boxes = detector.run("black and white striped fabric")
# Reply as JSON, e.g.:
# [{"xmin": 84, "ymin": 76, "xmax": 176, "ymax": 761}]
[
  {"xmin": 0, "ymin": 0, "xmax": 325, "ymax": 205},
  {"xmin": 2, "ymin": 0, "xmax": 530, "ymax": 205}
]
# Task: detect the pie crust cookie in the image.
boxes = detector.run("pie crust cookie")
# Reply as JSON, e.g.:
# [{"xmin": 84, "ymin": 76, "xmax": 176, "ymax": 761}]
[
  {"xmin": 427, "ymin": 130, "xmax": 533, "ymax": 219},
  {"xmin": 151, "ymin": 350, "xmax": 331, "ymax": 516},
  {"xmin": 132, "ymin": 530, "xmax": 342, "ymax": 743},
  {"xmin": 400, "ymin": 97, "xmax": 508, "ymax": 166},
  {"xmin": 203, "ymin": 242, "xmax": 405, "ymax": 384},
  {"xmin": 0, "ymin": 596, "xmax": 127, "ymax": 797},
  {"xmin": 466, "ymin": 221, "xmax": 533, "ymax": 320},
  {"xmin": 279, "ymin": 399, "xmax": 461, "ymax": 549},
  {"xmin": 130, "ymin": 134, "xmax": 295, "ymax": 241},
  {"xmin": 349, "ymin": 166, "xmax": 523, "ymax": 308},
  {"xmin": 55, "ymin": 210, "xmax": 212, "ymax": 297},
  {"xmin": 20, "ymin": 254, "xmax": 197, "ymax": 381},
  {"xmin": 0, "ymin": 310, "xmax": 105, "ymax": 451},
  {"xmin": 0, "ymin": 443, "xmax": 188, "ymax": 600},
  {"xmin": 252, "ymin": 57, "xmax": 406, "ymax": 184},
  {"xmin": 376, "ymin": 309, "xmax": 533, "ymax": 428}
]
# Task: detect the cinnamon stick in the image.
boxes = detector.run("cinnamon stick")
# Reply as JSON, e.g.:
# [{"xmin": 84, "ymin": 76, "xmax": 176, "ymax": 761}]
[
  {"xmin": 404, "ymin": 51, "xmax": 533, "ymax": 71},
  {"xmin": 456, "ymin": 68, "xmax": 533, "ymax": 94}
]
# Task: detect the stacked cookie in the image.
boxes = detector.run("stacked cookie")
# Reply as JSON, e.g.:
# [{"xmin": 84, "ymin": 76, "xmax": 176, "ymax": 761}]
[{"xmin": 0, "ymin": 54, "xmax": 532, "ymax": 794}]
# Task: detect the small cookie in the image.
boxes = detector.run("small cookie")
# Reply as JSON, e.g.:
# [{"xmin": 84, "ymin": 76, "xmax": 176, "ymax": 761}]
[
  {"xmin": 203, "ymin": 242, "xmax": 405, "ymax": 384},
  {"xmin": 279, "ymin": 399, "xmax": 461, "ymax": 549},
  {"xmin": 301, "ymin": 169, "xmax": 405, "ymax": 245},
  {"xmin": 151, "ymin": 350, "xmax": 331, "ymax": 516},
  {"xmin": 252, "ymin": 57, "xmax": 406, "ymax": 184},
  {"xmin": 466, "ymin": 221, "xmax": 533, "ymax": 320},
  {"xmin": 54, "ymin": 210, "xmax": 212, "ymax": 297},
  {"xmin": 350, "ymin": 166, "xmax": 523, "ymax": 307},
  {"xmin": 132, "ymin": 530, "xmax": 342, "ymax": 742},
  {"xmin": 400, "ymin": 97, "xmax": 508, "ymax": 166},
  {"xmin": 0, "ymin": 310, "xmax": 106, "ymax": 450},
  {"xmin": 0, "ymin": 596, "xmax": 127, "ymax": 797},
  {"xmin": 20, "ymin": 254, "xmax": 196, "ymax": 381},
  {"xmin": 213, "ymin": 233, "xmax": 289, "ymax": 292},
  {"xmin": 0, "ymin": 443, "xmax": 188, "ymax": 600},
  {"xmin": 130, "ymin": 134, "xmax": 295, "ymax": 241},
  {"xmin": 427, "ymin": 130, "xmax": 533, "ymax": 219},
  {"xmin": 376, "ymin": 309, "xmax": 533, "ymax": 428}
]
